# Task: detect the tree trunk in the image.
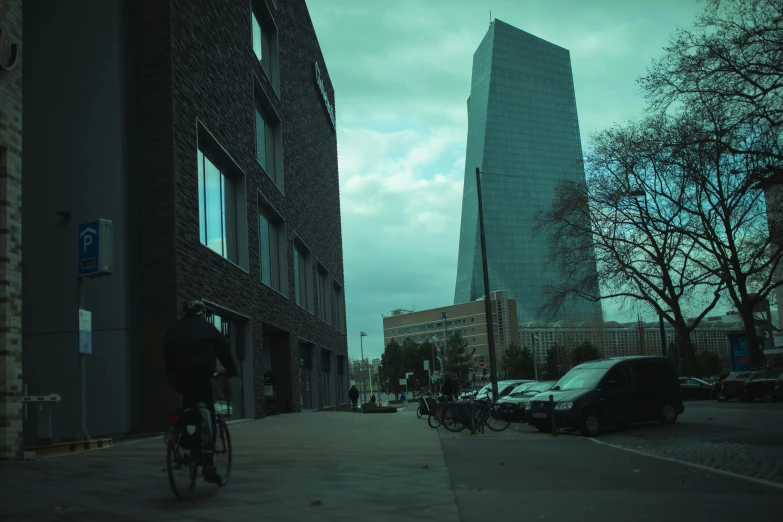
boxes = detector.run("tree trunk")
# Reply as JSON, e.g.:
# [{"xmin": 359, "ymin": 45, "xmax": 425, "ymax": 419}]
[
  {"xmin": 676, "ymin": 327, "xmax": 697, "ymax": 378},
  {"xmin": 739, "ymin": 308, "xmax": 765, "ymax": 367}
]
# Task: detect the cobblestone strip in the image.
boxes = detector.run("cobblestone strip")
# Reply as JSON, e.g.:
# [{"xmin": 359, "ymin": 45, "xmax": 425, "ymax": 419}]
[{"xmin": 598, "ymin": 423, "xmax": 783, "ymax": 484}]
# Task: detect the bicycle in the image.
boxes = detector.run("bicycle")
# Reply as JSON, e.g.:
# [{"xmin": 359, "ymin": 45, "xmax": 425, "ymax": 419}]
[
  {"xmin": 427, "ymin": 396, "xmax": 469, "ymax": 432},
  {"xmin": 473, "ymin": 398, "xmax": 512, "ymax": 432},
  {"xmin": 165, "ymin": 372, "xmax": 234, "ymax": 500}
]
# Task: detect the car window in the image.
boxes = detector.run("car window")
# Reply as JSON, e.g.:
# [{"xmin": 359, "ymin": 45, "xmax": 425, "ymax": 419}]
[
  {"xmin": 605, "ymin": 366, "xmax": 632, "ymax": 388},
  {"xmin": 735, "ymin": 373, "xmax": 752, "ymax": 380},
  {"xmin": 555, "ymin": 367, "xmax": 608, "ymax": 391},
  {"xmin": 633, "ymin": 362, "xmax": 670, "ymax": 389}
]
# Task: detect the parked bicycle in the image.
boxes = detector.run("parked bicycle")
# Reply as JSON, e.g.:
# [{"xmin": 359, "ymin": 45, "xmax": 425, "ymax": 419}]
[
  {"xmin": 165, "ymin": 372, "xmax": 234, "ymax": 500},
  {"xmin": 427, "ymin": 395, "xmax": 512, "ymax": 433}
]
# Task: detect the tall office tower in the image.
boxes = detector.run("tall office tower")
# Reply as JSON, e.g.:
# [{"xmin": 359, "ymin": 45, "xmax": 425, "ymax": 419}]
[{"xmin": 454, "ymin": 19, "xmax": 602, "ymax": 323}]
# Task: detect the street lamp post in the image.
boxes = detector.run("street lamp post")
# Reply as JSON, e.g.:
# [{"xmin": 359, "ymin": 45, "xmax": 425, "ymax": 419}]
[
  {"xmin": 429, "ymin": 337, "xmax": 436, "ymax": 395},
  {"xmin": 441, "ymin": 311, "xmax": 449, "ymax": 373},
  {"xmin": 360, "ymin": 332, "xmax": 368, "ymax": 406},
  {"xmin": 533, "ymin": 334, "xmax": 541, "ymax": 381}
]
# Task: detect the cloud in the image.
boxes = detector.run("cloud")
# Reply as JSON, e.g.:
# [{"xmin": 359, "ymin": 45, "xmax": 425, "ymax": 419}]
[{"xmin": 306, "ymin": 0, "xmax": 705, "ymax": 359}]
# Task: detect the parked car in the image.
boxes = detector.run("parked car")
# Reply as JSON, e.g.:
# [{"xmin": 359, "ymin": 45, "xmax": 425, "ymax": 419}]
[
  {"xmin": 679, "ymin": 377, "xmax": 713, "ymax": 400},
  {"xmin": 716, "ymin": 371, "xmax": 754, "ymax": 401},
  {"xmin": 742, "ymin": 370, "xmax": 783, "ymax": 402},
  {"xmin": 526, "ymin": 356, "xmax": 684, "ymax": 437},
  {"xmin": 497, "ymin": 380, "xmax": 558, "ymax": 422}
]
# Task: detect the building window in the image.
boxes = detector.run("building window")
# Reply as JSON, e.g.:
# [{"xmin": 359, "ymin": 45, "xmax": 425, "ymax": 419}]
[
  {"xmin": 317, "ymin": 262, "xmax": 331, "ymax": 322},
  {"xmin": 254, "ymin": 90, "xmax": 283, "ymax": 190},
  {"xmin": 331, "ymin": 281, "xmax": 345, "ymax": 333},
  {"xmin": 337, "ymin": 356, "xmax": 346, "ymax": 404},
  {"xmin": 251, "ymin": 0, "xmax": 280, "ymax": 92},
  {"xmin": 196, "ymin": 139, "xmax": 248, "ymax": 269},
  {"xmin": 294, "ymin": 238, "xmax": 314, "ymax": 312},
  {"xmin": 258, "ymin": 198, "xmax": 288, "ymax": 296},
  {"xmin": 321, "ymin": 350, "xmax": 333, "ymax": 407}
]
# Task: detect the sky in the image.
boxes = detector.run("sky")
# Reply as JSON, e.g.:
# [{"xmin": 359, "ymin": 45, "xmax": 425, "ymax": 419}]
[{"xmin": 305, "ymin": 0, "xmax": 707, "ymax": 361}]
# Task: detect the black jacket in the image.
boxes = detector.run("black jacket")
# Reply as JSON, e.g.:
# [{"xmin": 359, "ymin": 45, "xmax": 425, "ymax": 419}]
[
  {"xmin": 348, "ymin": 387, "xmax": 359, "ymax": 401},
  {"xmin": 164, "ymin": 315, "xmax": 238, "ymax": 377}
]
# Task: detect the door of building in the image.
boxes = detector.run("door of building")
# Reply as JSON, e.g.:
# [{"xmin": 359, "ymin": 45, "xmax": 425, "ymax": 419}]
[{"xmin": 300, "ymin": 343, "xmax": 313, "ymax": 409}]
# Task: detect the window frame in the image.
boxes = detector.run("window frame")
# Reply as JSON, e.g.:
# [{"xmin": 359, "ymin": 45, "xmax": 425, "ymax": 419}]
[
  {"xmin": 316, "ymin": 261, "xmax": 331, "ymax": 323},
  {"xmin": 257, "ymin": 192, "xmax": 288, "ymax": 297},
  {"xmin": 293, "ymin": 236, "xmax": 314, "ymax": 313},
  {"xmin": 196, "ymin": 123, "xmax": 249, "ymax": 271},
  {"xmin": 254, "ymin": 77, "xmax": 284, "ymax": 192},
  {"xmin": 251, "ymin": 0, "xmax": 280, "ymax": 93}
]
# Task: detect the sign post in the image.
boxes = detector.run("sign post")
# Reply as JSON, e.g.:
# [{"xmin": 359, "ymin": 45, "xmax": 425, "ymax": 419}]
[{"xmin": 76, "ymin": 219, "xmax": 113, "ymax": 441}]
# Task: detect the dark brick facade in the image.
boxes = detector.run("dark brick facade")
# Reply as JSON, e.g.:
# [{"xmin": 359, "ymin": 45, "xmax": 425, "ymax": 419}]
[
  {"xmin": 0, "ymin": 0, "xmax": 23, "ymax": 459},
  {"xmin": 137, "ymin": 0, "xmax": 348, "ymax": 431}
]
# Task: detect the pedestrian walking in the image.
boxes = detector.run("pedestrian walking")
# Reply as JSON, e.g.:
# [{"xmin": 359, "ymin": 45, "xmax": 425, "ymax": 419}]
[
  {"xmin": 400, "ymin": 391, "xmax": 408, "ymax": 408},
  {"xmin": 349, "ymin": 385, "xmax": 360, "ymax": 412}
]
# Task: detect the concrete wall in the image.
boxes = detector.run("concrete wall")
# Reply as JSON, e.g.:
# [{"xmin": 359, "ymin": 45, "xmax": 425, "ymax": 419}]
[
  {"xmin": 21, "ymin": 0, "xmax": 137, "ymax": 441},
  {"xmin": 0, "ymin": 0, "xmax": 23, "ymax": 459}
]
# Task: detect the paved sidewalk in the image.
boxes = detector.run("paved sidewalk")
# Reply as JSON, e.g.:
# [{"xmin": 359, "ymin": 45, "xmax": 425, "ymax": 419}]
[{"xmin": 0, "ymin": 411, "xmax": 459, "ymax": 522}]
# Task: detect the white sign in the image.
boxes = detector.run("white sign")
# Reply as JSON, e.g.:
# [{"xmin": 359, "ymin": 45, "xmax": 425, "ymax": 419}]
[
  {"xmin": 79, "ymin": 309, "xmax": 92, "ymax": 332},
  {"xmin": 423, "ymin": 360, "xmax": 429, "ymax": 370},
  {"xmin": 399, "ymin": 378, "xmax": 407, "ymax": 385},
  {"xmin": 314, "ymin": 62, "xmax": 336, "ymax": 130},
  {"xmin": 79, "ymin": 309, "xmax": 92, "ymax": 355}
]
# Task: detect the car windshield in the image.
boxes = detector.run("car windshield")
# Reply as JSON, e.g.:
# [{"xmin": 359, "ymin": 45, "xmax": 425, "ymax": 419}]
[
  {"xmin": 525, "ymin": 381, "xmax": 556, "ymax": 394},
  {"xmin": 509, "ymin": 383, "xmax": 536, "ymax": 396},
  {"xmin": 554, "ymin": 367, "xmax": 608, "ymax": 391}
]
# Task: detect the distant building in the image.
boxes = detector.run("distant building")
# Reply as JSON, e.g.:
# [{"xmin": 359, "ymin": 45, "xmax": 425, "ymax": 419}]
[
  {"xmin": 383, "ymin": 291, "xmax": 520, "ymax": 372},
  {"xmin": 454, "ymin": 19, "xmax": 601, "ymax": 324},
  {"xmin": 519, "ymin": 316, "xmax": 745, "ymax": 367}
]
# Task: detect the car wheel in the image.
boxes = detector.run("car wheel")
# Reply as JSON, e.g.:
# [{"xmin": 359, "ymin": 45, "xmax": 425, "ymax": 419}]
[
  {"xmin": 580, "ymin": 408, "xmax": 601, "ymax": 437},
  {"xmin": 659, "ymin": 402, "xmax": 678, "ymax": 424},
  {"xmin": 762, "ymin": 390, "xmax": 775, "ymax": 403}
]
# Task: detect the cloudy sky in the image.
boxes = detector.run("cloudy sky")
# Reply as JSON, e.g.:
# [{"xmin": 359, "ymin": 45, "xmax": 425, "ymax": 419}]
[{"xmin": 305, "ymin": 0, "xmax": 705, "ymax": 361}]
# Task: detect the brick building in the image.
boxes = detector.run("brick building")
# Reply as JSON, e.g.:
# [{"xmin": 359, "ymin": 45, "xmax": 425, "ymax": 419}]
[
  {"xmin": 0, "ymin": 0, "xmax": 23, "ymax": 460},
  {"xmin": 3, "ymin": 0, "xmax": 348, "ymax": 456}
]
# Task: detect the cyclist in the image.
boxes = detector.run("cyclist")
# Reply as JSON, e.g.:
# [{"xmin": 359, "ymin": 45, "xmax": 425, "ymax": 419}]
[
  {"xmin": 441, "ymin": 373, "xmax": 460, "ymax": 401},
  {"xmin": 164, "ymin": 299, "xmax": 238, "ymax": 485}
]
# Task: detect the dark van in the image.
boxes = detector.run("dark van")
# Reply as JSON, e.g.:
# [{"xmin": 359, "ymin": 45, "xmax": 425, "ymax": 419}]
[{"xmin": 525, "ymin": 356, "xmax": 684, "ymax": 436}]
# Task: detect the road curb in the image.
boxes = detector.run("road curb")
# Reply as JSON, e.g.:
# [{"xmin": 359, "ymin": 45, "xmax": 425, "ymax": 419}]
[
  {"xmin": 589, "ymin": 437, "xmax": 783, "ymax": 490},
  {"xmin": 23, "ymin": 438, "xmax": 114, "ymax": 460}
]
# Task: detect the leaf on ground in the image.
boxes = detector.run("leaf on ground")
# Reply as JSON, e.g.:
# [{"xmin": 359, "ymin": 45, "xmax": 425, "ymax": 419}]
[
  {"xmin": 422, "ymin": 465, "xmax": 429, "ymax": 469},
  {"xmin": 311, "ymin": 500, "xmax": 323, "ymax": 507}
]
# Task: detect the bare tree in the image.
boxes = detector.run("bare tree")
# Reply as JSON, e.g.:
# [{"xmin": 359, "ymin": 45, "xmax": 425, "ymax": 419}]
[
  {"xmin": 650, "ymin": 106, "xmax": 783, "ymax": 366},
  {"xmin": 537, "ymin": 117, "xmax": 724, "ymax": 373},
  {"xmin": 638, "ymin": 0, "xmax": 783, "ymax": 365},
  {"xmin": 640, "ymin": 0, "xmax": 783, "ymax": 160}
]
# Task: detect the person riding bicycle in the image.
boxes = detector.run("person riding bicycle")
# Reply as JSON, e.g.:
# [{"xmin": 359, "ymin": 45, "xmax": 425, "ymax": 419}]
[
  {"xmin": 164, "ymin": 299, "xmax": 238, "ymax": 485},
  {"xmin": 440, "ymin": 373, "xmax": 460, "ymax": 401}
]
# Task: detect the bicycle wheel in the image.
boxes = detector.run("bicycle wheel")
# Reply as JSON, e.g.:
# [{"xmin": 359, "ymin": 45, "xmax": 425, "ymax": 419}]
[
  {"xmin": 442, "ymin": 406, "xmax": 467, "ymax": 432},
  {"xmin": 212, "ymin": 417, "xmax": 232, "ymax": 487},
  {"xmin": 428, "ymin": 410, "xmax": 442, "ymax": 428},
  {"xmin": 485, "ymin": 404, "xmax": 511, "ymax": 432},
  {"xmin": 167, "ymin": 429, "xmax": 198, "ymax": 500},
  {"xmin": 416, "ymin": 406, "xmax": 423, "ymax": 419}
]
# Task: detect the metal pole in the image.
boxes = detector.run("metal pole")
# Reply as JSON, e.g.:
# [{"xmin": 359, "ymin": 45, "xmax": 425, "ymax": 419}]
[
  {"xmin": 360, "ymin": 335, "xmax": 366, "ymax": 406},
  {"xmin": 659, "ymin": 314, "xmax": 667, "ymax": 357},
  {"xmin": 430, "ymin": 341, "xmax": 436, "ymax": 395},
  {"xmin": 78, "ymin": 278, "xmax": 90, "ymax": 441},
  {"xmin": 533, "ymin": 335, "xmax": 539, "ymax": 380},
  {"xmin": 475, "ymin": 168, "xmax": 500, "ymax": 401}
]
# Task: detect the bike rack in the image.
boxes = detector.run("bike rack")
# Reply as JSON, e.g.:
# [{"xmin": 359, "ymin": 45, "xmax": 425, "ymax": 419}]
[{"xmin": 22, "ymin": 394, "xmax": 61, "ymax": 445}]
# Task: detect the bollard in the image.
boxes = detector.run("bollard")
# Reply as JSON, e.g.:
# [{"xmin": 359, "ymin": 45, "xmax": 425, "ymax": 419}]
[
  {"xmin": 469, "ymin": 400, "xmax": 476, "ymax": 435},
  {"xmin": 549, "ymin": 394, "xmax": 557, "ymax": 437},
  {"xmin": 22, "ymin": 394, "xmax": 61, "ymax": 445}
]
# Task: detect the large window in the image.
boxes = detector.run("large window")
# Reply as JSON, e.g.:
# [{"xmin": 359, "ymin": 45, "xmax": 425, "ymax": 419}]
[
  {"xmin": 321, "ymin": 349, "xmax": 333, "ymax": 408},
  {"xmin": 254, "ymin": 91, "xmax": 283, "ymax": 190},
  {"xmin": 294, "ymin": 239, "xmax": 314, "ymax": 312},
  {"xmin": 331, "ymin": 281, "xmax": 345, "ymax": 333},
  {"xmin": 337, "ymin": 356, "xmax": 346, "ymax": 404},
  {"xmin": 251, "ymin": 0, "xmax": 279, "ymax": 91},
  {"xmin": 258, "ymin": 199, "xmax": 288, "ymax": 296},
  {"xmin": 317, "ymin": 263, "xmax": 331, "ymax": 323},
  {"xmin": 198, "ymin": 149, "xmax": 241, "ymax": 263}
]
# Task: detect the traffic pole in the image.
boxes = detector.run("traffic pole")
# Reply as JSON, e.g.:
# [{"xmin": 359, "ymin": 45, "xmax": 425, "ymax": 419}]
[{"xmin": 476, "ymin": 168, "xmax": 499, "ymax": 402}]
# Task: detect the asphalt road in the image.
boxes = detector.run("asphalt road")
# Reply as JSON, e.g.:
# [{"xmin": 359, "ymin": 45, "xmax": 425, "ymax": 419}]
[
  {"xmin": 441, "ymin": 433, "xmax": 783, "ymax": 522},
  {"xmin": 681, "ymin": 398, "xmax": 783, "ymax": 436}
]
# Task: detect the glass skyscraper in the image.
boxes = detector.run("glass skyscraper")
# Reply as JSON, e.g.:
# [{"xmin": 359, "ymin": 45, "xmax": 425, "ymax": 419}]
[{"xmin": 454, "ymin": 19, "xmax": 602, "ymax": 323}]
